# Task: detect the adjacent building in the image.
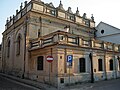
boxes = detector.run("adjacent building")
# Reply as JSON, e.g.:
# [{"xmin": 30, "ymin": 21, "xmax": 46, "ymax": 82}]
[
  {"xmin": 2, "ymin": 0, "xmax": 120, "ymax": 87},
  {"xmin": 96, "ymin": 21, "xmax": 120, "ymax": 44}
]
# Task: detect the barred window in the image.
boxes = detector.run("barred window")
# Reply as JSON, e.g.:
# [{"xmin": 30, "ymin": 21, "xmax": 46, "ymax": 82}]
[
  {"xmin": 79, "ymin": 58, "xmax": 86, "ymax": 73},
  {"xmin": 109, "ymin": 59, "xmax": 113, "ymax": 71},
  {"xmin": 16, "ymin": 35, "xmax": 21, "ymax": 55},
  {"xmin": 98, "ymin": 59, "xmax": 103, "ymax": 71},
  {"xmin": 119, "ymin": 61, "xmax": 120, "ymax": 70},
  {"xmin": 7, "ymin": 40, "xmax": 10, "ymax": 57},
  {"xmin": 37, "ymin": 56, "xmax": 44, "ymax": 70}
]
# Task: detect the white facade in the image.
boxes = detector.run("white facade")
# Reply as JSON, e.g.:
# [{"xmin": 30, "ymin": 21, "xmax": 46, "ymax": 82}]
[{"xmin": 96, "ymin": 22, "xmax": 120, "ymax": 44}]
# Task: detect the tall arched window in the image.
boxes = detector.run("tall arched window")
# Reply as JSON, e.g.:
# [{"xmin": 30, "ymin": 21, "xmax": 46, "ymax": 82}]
[
  {"xmin": 109, "ymin": 59, "xmax": 113, "ymax": 71},
  {"xmin": 17, "ymin": 35, "xmax": 21, "ymax": 55},
  {"xmin": 7, "ymin": 40, "xmax": 10, "ymax": 57}
]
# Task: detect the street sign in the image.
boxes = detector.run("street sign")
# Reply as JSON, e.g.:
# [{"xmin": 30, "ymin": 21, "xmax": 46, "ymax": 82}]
[
  {"xmin": 67, "ymin": 55, "xmax": 73, "ymax": 86},
  {"xmin": 47, "ymin": 56, "xmax": 53, "ymax": 63},
  {"xmin": 67, "ymin": 55, "xmax": 73, "ymax": 63}
]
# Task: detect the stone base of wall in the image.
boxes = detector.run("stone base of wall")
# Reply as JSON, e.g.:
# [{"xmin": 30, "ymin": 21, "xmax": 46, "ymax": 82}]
[
  {"xmin": 94, "ymin": 72, "xmax": 106, "ymax": 81},
  {"xmin": 24, "ymin": 72, "xmax": 120, "ymax": 88},
  {"xmin": 58, "ymin": 73, "xmax": 91, "ymax": 88},
  {"xmin": 106, "ymin": 71, "xmax": 115, "ymax": 79},
  {"xmin": 28, "ymin": 73, "xmax": 58, "ymax": 87}
]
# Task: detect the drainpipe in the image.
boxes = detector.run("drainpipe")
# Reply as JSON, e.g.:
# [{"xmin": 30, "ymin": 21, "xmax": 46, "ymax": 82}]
[
  {"xmin": 117, "ymin": 56, "xmax": 120, "ymax": 77},
  {"xmin": 114, "ymin": 55, "xmax": 117, "ymax": 79},
  {"xmin": 89, "ymin": 53, "xmax": 94, "ymax": 83},
  {"xmin": 1, "ymin": 38, "xmax": 4, "ymax": 73},
  {"xmin": 104, "ymin": 52, "xmax": 107, "ymax": 80},
  {"xmin": 2, "ymin": 37, "xmax": 6, "ymax": 73},
  {"xmin": 22, "ymin": 16, "xmax": 27, "ymax": 78},
  {"xmin": 89, "ymin": 39, "xmax": 94, "ymax": 83}
]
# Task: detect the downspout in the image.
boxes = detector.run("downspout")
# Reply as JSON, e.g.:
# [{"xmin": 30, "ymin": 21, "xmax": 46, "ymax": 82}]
[
  {"xmin": 22, "ymin": 16, "xmax": 27, "ymax": 78},
  {"xmin": 89, "ymin": 53, "xmax": 94, "ymax": 83},
  {"xmin": 1, "ymin": 38, "xmax": 4, "ymax": 72},
  {"xmin": 89, "ymin": 39, "xmax": 94, "ymax": 83},
  {"xmin": 104, "ymin": 51, "xmax": 107, "ymax": 80},
  {"xmin": 2, "ymin": 37, "xmax": 6, "ymax": 73},
  {"xmin": 114, "ymin": 54, "xmax": 117, "ymax": 79}
]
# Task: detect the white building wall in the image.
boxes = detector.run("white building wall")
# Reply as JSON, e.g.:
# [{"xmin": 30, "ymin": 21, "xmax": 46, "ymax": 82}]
[
  {"xmin": 97, "ymin": 35, "xmax": 120, "ymax": 44},
  {"xmin": 96, "ymin": 22, "xmax": 120, "ymax": 37},
  {"xmin": 96, "ymin": 22, "xmax": 120, "ymax": 44}
]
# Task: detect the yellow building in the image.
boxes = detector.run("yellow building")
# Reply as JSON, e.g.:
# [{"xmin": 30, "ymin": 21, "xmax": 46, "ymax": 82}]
[{"xmin": 2, "ymin": 0, "xmax": 120, "ymax": 87}]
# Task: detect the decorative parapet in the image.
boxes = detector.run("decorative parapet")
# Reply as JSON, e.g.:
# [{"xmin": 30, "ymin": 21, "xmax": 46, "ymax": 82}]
[
  {"xmin": 82, "ymin": 38, "xmax": 90, "ymax": 47},
  {"xmin": 29, "ymin": 31, "xmax": 120, "ymax": 52},
  {"xmin": 93, "ymin": 39, "xmax": 103, "ymax": 49},
  {"xmin": 5, "ymin": 0, "xmax": 95, "ymax": 30},
  {"xmin": 5, "ymin": 1, "xmax": 32, "ymax": 29},
  {"xmin": 104, "ymin": 42, "xmax": 113, "ymax": 51}
]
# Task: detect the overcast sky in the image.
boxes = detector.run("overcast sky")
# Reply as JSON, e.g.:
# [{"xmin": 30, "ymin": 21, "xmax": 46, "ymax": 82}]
[{"xmin": 0, "ymin": 0, "xmax": 120, "ymax": 43}]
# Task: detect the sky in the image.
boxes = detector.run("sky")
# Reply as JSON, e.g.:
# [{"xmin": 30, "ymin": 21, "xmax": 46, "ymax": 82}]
[{"xmin": 0, "ymin": 0, "xmax": 120, "ymax": 43}]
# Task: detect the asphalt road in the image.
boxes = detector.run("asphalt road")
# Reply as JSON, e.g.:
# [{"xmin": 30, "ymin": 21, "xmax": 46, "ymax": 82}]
[
  {"xmin": 0, "ymin": 75, "xmax": 39, "ymax": 90},
  {"xmin": 0, "ymin": 74, "xmax": 120, "ymax": 90},
  {"xmin": 65, "ymin": 78, "xmax": 120, "ymax": 90},
  {"xmin": 89, "ymin": 79, "xmax": 120, "ymax": 90}
]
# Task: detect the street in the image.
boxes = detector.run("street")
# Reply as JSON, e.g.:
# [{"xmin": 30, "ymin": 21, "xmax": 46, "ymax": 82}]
[
  {"xmin": 89, "ymin": 79, "xmax": 120, "ymax": 90},
  {"xmin": 0, "ymin": 74, "xmax": 120, "ymax": 90},
  {"xmin": 0, "ymin": 75, "xmax": 39, "ymax": 90},
  {"xmin": 66, "ymin": 78, "xmax": 120, "ymax": 90}
]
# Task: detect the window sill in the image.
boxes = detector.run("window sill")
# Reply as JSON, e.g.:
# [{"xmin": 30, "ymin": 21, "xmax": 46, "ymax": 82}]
[
  {"xmin": 106, "ymin": 71, "xmax": 114, "ymax": 73},
  {"xmin": 73, "ymin": 73, "xmax": 89, "ymax": 76},
  {"xmin": 94, "ymin": 71, "xmax": 104, "ymax": 73}
]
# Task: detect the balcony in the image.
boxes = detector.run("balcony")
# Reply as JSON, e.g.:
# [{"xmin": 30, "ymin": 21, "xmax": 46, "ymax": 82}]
[{"xmin": 29, "ymin": 31, "xmax": 120, "ymax": 52}]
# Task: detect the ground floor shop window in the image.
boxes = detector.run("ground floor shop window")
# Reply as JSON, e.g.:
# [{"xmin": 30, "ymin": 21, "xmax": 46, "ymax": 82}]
[
  {"xmin": 79, "ymin": 58, "xmax": 86, "ymax": 73},
  {"xmin": 37, "ymin": 56, "xmax": 44, "ymax": 70}
]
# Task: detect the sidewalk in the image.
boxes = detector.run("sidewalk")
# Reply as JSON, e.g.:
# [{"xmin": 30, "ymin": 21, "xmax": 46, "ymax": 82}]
[
  {"xmin": 1, "ymin": 73, "xmax": 118, "ymax": 90},
  {"xmin": 0, "ymin": 72, "xmax": 94, "ymax": 90},
  {"xmin": 0, "ymin": 73, "xmax": 57, "ymax": 90},
  {"xmin": 64, "ymin": 78, "xmax": 120, "ymax": 90}
]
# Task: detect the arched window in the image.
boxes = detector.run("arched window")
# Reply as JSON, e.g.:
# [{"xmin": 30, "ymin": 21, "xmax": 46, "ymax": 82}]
[
  {"xmin": 7, "ymin": 40, "xmax": 10, "ymax": 57},
  {"xmin": 109, "ymin": 59, "xmax": 113, "ymax": 71},
  {"xmin": 79, "ymin": 58, "xmax": 86, "ymax": 73},
  {"xmin": 98, "ymin": 59, "xmax": 103, "ymax": 71},
  {"xmin": 17, "ymin": 35, "xmax": 21, "ymax": 55}
]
